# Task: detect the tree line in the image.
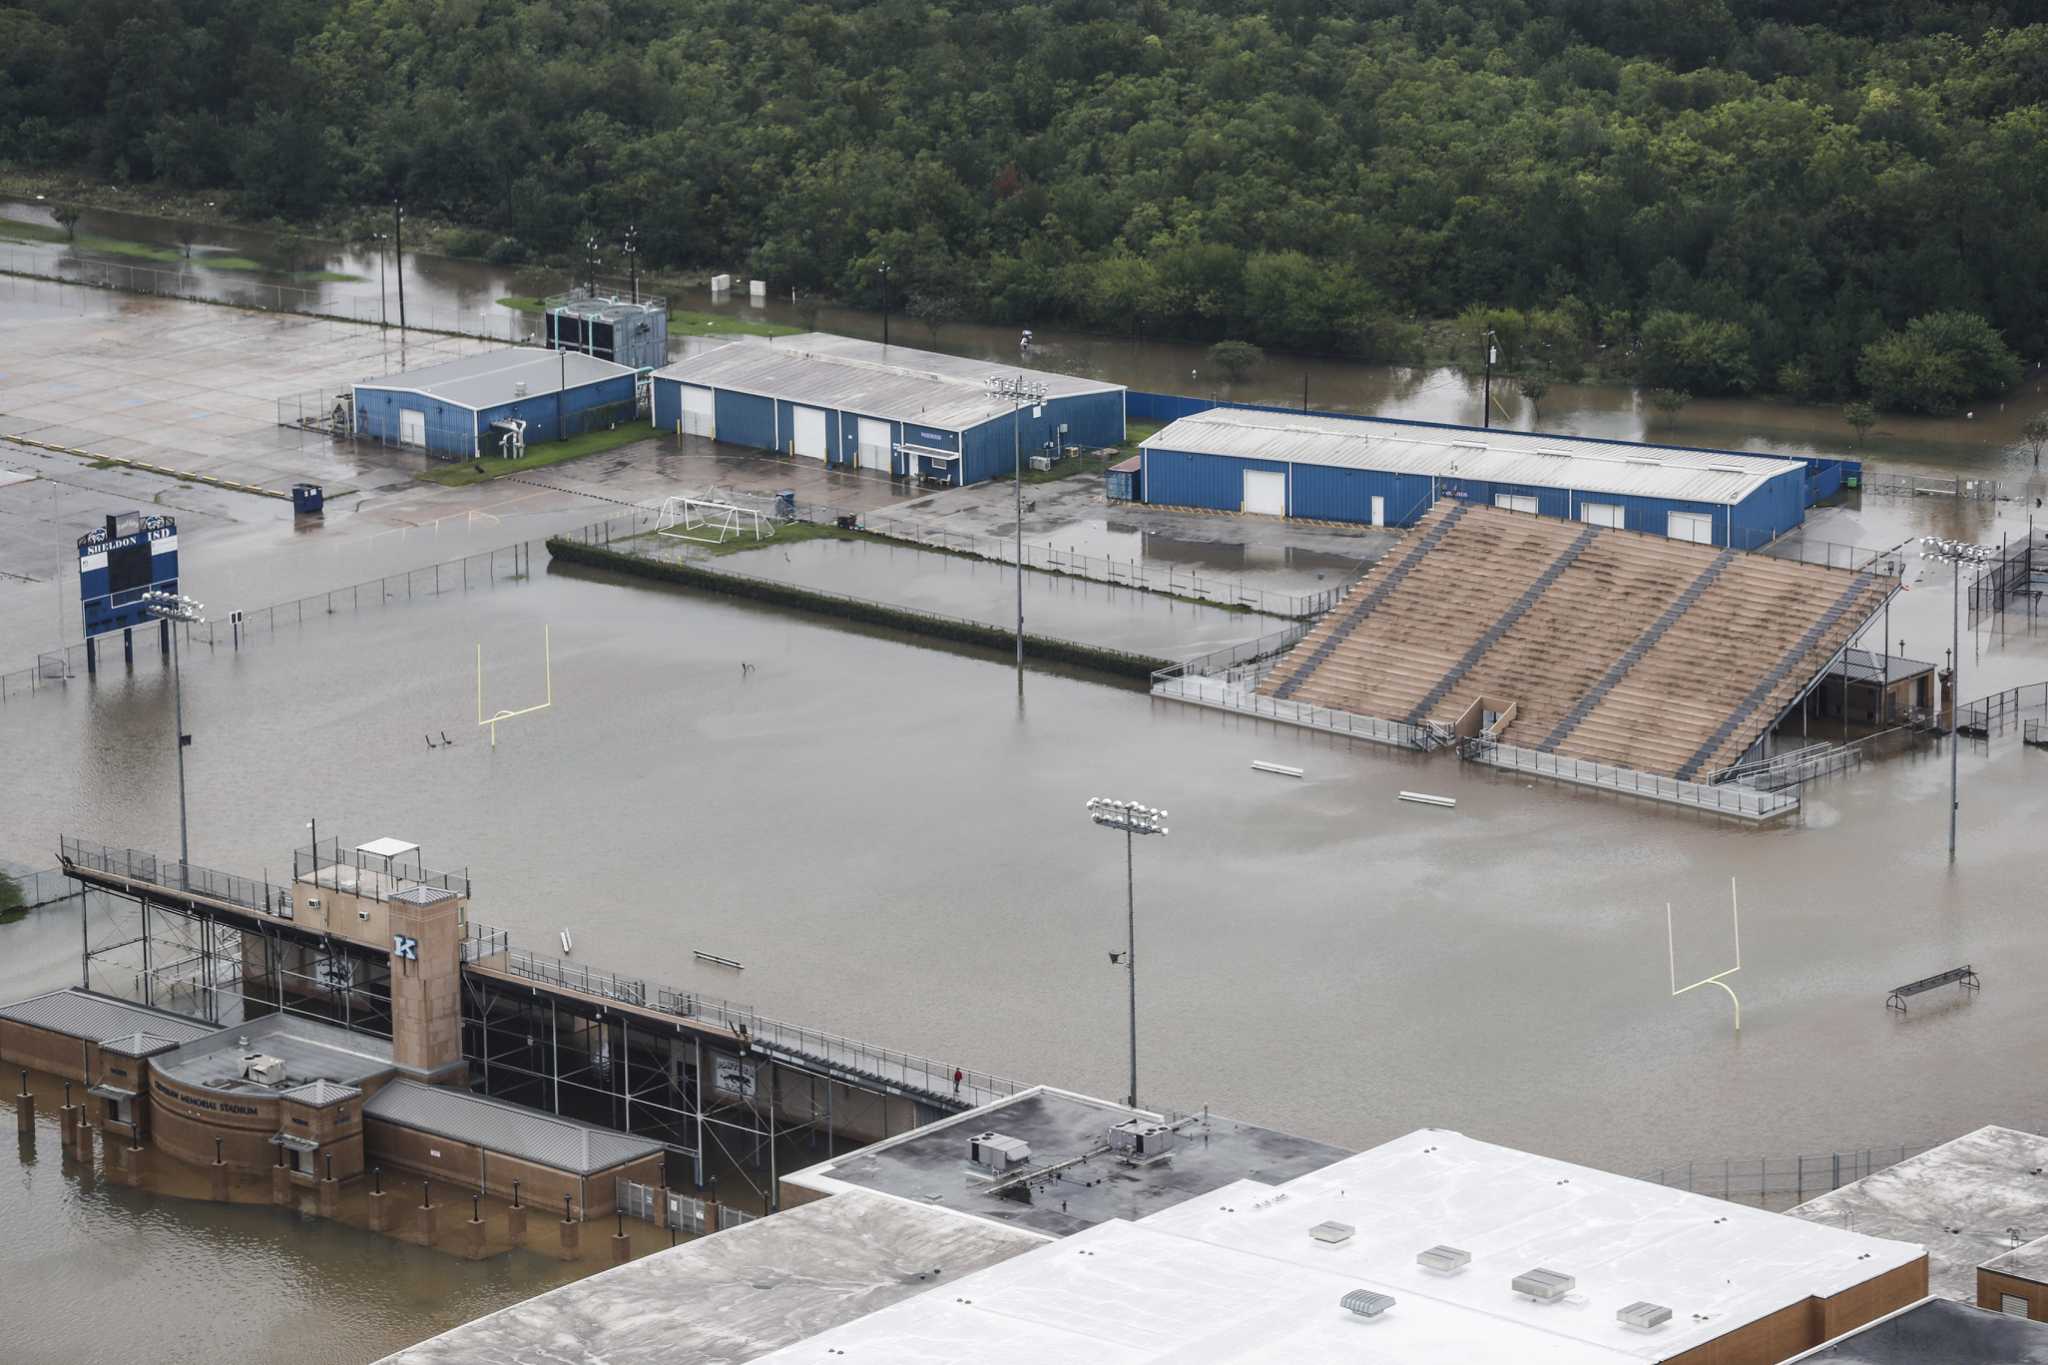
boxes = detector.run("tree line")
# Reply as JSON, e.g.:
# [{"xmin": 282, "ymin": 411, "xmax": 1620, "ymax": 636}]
[{"xmin": 4, "ymin": 0, "xmax": 2046, "ymax": 412}]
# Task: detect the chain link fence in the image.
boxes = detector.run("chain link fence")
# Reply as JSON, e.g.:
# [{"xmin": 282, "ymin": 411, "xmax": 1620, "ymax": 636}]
[
  {"xmin": 1638, "ymin": 1144, "xmax": 1936, "ymax": 1212},
  {"xmin": 0, "ymin": 541, "xmax": 535, "ymax": 705}
]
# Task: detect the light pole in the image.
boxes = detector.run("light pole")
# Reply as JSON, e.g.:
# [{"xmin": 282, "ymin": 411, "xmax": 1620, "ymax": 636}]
[
  {"xmin": 583, "ymin": 233, "xmax": 601, "ymax": 297},
  {"xmin": 877, "ymin": 263, "xmax": 892, "ymax": 347},
  {"xmin": 1921, "ymin": 537, "xmax": 1997, "ymax": 862},
  {"xmin": 391, "ymin": 201, "xmax": 406, "ymax": 332},
  {"xmin": 370, "ymin": 231, "xmax": 389, "ymax": 328},
  {"xmin": 621, "ymin": 225, "xmax": 640, "ymax": 304},
  {"xmin": 142, "ymin": 590, "xmax": 204, "ymax": 883},
  {"xmin": 1086, "ymin": 798, "xmax": 1167, "ymax": 1109},
  {"xmin": 988, "ymin": 376, "xmax": 1048, "ymax": 670}
]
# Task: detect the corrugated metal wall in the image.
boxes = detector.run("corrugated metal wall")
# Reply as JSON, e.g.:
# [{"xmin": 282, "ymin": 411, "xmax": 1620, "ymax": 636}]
[
  {"xmin": 1727, "ymin": 466, "xmax": 1807, "ymax": 550},
  {"xmin": 1140, "ymin": 449, "xmax": 1290, "ymax": 511},
  {"xmin": 1289, "ymin": 464, "xmax": 1436, "ymax": 525},
  {"xmin": 475, "ymin": 374, "xmax": 638, "ymax": 450},
  {"xmin": 651, "ymin": 378, "xmax": 681, "ymax": 431},
  {"xmin": 352, "ymin": 386, "xmax": 476, "ymax": 457}
]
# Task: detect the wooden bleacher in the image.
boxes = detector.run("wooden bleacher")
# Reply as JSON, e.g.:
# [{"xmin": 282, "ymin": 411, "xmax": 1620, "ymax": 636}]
[{"xmin": 1256, "ymin": 503, "xmax": 1897, "ymax": 780}]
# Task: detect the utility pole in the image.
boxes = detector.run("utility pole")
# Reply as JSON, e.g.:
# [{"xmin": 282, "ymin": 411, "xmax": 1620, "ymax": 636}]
[
  {"xmin": 370, "ymin": 232, "xmax": 389, "ymax": 328},
  {"xmin": 1923, "ymin": 537, "xmax": 1996, "ymax": 863},
  {"xmin": 988, "ymin": 375, "xmax": 1048, "ymax": 673},
  {"xmin": 1482, "ymin": 329, "xmax": 1498, "ymax": 430},
  {"xmin": 392, "ymin": 201, "xmax": 407, "ymax": 332}
]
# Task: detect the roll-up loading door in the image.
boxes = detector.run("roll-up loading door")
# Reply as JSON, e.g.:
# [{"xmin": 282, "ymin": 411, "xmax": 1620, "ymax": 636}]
[
  {"xmin": 856, "ymin": 417, "xmax": 891, "ymax": 472},
  {"xmin": 1242, "ymin": 469, "xmax": 1286, "ymax": 516},
  {"xmin": 792, "ymin": 406, "xmax": 828, "ymax": 460},
  {"xmin": 679, "ymin": 385, "xmax": 715, "ymax": 437}
]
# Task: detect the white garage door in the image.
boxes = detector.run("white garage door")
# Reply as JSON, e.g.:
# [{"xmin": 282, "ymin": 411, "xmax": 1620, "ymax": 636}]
[
  {"xmin": 679, "ymin": 385, "xmax": 715, "ymax": 437},
  {"xmin": 1667, "ymin": 510, "xmax": 1715, "ymax": 544},
  {"xmin": 856, "ymin": 417, "xmax": 892, "ymax": 473},
  {"xmin": 1579, "ymin": 501, "xmax": 1624, "ymax": 528},
  {"xmin": 398, "ymin": 408, "xmax": 426, "ymax": 448},
  {"xmin": 792, "ymin": 406, "xmax": 828, "ymax": 461},
  {"xmin": 1242, "ymin": 469, "xmax": 1286, "ymax": 517},
  {"xmin": 1494, "ymin": 493, "xmax": 1539, "ymax": 515}
]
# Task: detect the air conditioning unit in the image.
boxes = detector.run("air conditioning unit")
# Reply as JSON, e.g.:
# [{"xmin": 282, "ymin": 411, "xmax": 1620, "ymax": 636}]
[
  {"xmin": 1029, "ymin": 455, "xmax": 1054, "ymax": 472},
  {"xmin": 1107, "ymin": 1118, "xmax": 1175, "ymax": 1163},
  {"xmin": 242, "ymin": 1054, "xmax": 287, "ymax": 1085},
  {"xmin": 967, "ymin": 1132, "xmax": 1031, "ymax": 1174}
]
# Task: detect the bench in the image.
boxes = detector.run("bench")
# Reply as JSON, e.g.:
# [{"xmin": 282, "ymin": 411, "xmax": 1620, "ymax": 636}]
[{"xmin": 1886, "ymin": 965, "xmax": 1981, "ymax": 1012}]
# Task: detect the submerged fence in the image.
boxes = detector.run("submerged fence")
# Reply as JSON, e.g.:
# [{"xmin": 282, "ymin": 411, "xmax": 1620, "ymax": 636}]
[
  {"xmin": 1461, "ymin": 739, "xmax": 1797, "ymax": 820},
  {"xmin": 1862, "ymin": 471, "xmax": 2001, "ymax": 501},
  {"xmin": 1147, "ymin": 626, "xmax": 1434, "ymax": 750},
  {"xmin": 1958, "ymin": 680, "xmax": 2048, "ymax": 738},
  {"xmin": 0, "ymin": 541, "xmax": 535, "ymax": 705}
]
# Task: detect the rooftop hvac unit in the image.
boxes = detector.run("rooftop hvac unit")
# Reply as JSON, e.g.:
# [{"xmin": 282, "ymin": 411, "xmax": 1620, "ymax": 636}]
[
  {"xmin": 1309, "ymin": 1221, "xmax": 1355, "ymax": 1245},
  {"xmin": 1416, "ymin": 1245, "xmax": 1471, "ymax": 1274},
  {"xmin": 1512, "ymin": 1268, "xmax": 1575, "ymax": 1302},
  {"xmin": 242, "ymin": 1054, "xmax": 288, "ymax": 1085},
  {"xmin": 1617, "ymin": 1301, "xmax": 1673, "ymax": 1331},
  {"xmin": 1339, "ymin": 1290, "xmax": 1395, "ymax": 1319},
  {"xmin": 968, "ymin": 1132, "xmax": 1031, "ymax": 1174},
  {"xmin": 1107, "ymin": 1118, "xmax": 1175, "ymax": 1163}
]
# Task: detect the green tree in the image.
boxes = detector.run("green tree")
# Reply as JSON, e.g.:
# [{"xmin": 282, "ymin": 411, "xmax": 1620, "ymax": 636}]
[
  {"xmin": 174, "ymin": 221, "xmax": 199, "ymax": 258},
  {"xmin": 271, "ymin": 224, "xmax": 306, "ymax": 276},
  {"xmin": 1206, "ymin": 340, "xmax": 1264, "ymax": 386},
  {"xmin": 794, "ymin": 292, "xmax": 823, "ymax": 333},
  {"xmin": 2020, "ymin": 414, "xmax": 2048, "ymax": 466},
  {"xmin": 907, "ymin": 291, "xmax": 960, "ymax": 346},
  {"xmin": 1648, "ymin": 388, "xmax": 1692, "ymax": 423},
  {"xmin": 1843, "ymin": 401, "xmax": 1877, "ymax": 446},
  {"xmin": 50, "ymin": 204, "xmax": 80, "ymax": 240},
  {"xmin": 1518, "ymin": 373, "xmax": 1550, "ymax": 423},
  {"xmin": 1636, "ymin": 312, "xmax": 1756, "ymax": 396},
  {"xmin": 1858, "ymin": 312, "xmax": 2023, "ymax": 415}
]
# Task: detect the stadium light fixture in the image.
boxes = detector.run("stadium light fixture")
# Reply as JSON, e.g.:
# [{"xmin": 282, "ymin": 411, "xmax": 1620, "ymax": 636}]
[
  {"xmin": 1086, "ymin": 797, "xmax": 1168, "ymax": 1109},
  {"xmin": 142, "ymin": 590, "xmax": 204, "ymax": 881}
]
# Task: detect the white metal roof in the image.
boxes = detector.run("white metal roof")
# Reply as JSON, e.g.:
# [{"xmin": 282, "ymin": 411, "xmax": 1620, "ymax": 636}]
[
  {"xmin": 653, "ymin": 337, "xmax": 1121, "ymax": 432},
  {"xmin": 363, "ymin": 1079, "xmax": 665, "ymax": 1175},
  {"xmin": 354, "ymin": 349, "xmax": 634, "ymax": 411},
  {"xmin": 1142, "ymin": 409, "xmax": 1807, "ymax": 505},
  {"xmin": 355, "ymin": 837, "xmax": 418, "ymax": 860},
  {"xmin": 0, "ymin": 988, "xmax": 215, "ymax": 1045},
  {"xmin": 756, "ymin": 1127, "xmax": 1924, "ymax": 1364}
]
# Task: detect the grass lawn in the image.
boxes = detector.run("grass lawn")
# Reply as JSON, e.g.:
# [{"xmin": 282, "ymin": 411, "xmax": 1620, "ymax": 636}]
[
  {"xmin": 635, "ymin": 516, "xmax": 866, "ymax": 558},
  {"xmin": 416, "ymin": 423, "xmax": 652, "ymax": 486},
  {"xmin": 0, "ymin": 221, "xmax": 360, "ymax": 279},
  {"xmin": 982, "ymin": 420, "xmax": 1160, "ymax": 487},
  {"xmin": 0, "ymin": 870, "xmax": 23, "ymax": 924},
  {"xmin": 496, "ymin": 297, "xmax": 800, "ymax": 337}
]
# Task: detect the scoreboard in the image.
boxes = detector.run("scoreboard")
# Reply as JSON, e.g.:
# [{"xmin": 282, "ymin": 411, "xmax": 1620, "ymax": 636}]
[{"xmin": 79, "ymin": 511, "xmax": 178, "ymax": 638}]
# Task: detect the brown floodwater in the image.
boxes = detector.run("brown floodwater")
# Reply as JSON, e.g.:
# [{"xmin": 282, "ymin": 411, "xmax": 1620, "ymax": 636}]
[{"xmin": 7, "ymin": 197, "xmax": 2045, "ymax": 482}]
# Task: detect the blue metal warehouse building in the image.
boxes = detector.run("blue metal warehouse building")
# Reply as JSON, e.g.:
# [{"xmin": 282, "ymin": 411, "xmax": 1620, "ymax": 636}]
[
  {"xmin": 650, "ymin": 336, "xmax": 1125, "ymax": 484},
  {"xmin": 1139, "ymin": 409, "xmax": 1809, "ymax": 548},
  {"xmin": 353, "ymin": 350, "xmax": 639, "ymax": 461}
]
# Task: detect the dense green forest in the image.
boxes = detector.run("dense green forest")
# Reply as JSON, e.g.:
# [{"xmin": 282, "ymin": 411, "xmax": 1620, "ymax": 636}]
[{"xmin": 5, "ymin": 1, "xmax": 2048, "ymax": 409}]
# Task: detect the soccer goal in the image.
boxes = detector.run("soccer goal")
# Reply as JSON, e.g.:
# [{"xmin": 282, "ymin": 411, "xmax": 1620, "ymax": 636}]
[{"xmin": 657, "ymin": 496, "xmax": 776, "ymax": 545}]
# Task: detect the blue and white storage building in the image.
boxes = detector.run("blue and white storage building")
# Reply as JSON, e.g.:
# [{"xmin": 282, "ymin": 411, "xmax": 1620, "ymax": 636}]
[
  {"xmin": 650, "ymin": 336, "xmax": 1125, "ymax": 484},
  {"xmin": 353, "ymin": 350, "xmax": 640, "ymax": 461},
  {"xmin": 1138, "ymin": 409, "xmax": 1809, "ymax": 548}
]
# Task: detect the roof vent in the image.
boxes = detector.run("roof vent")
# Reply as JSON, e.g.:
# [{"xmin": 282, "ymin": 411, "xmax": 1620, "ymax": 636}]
[
  {"xmin": 1533, "ymin": 448, "xmax": 1570, "ymax": 458},
  {"xmin": 514, "ymin": 380, "xmax": 527, "ymax": 398},
  {"xmin": 1309, "ymin": 1221, "xmax": 1355, "ymax": 1245},
  {"xmin": 1618, "ymin": 1301, "xmax": 1673, "ymax": 1331},
  {"xmin": 1451, "ymin": 440, "xmax": 1488, "ymax": 452},
  {"xmin": 1417, "ymin": 1245, "xmax": 1471, "ymax": 1274},
  {"xmin": 1705, "ymin": 463, "xmax": 1747, "ymax": 473},
  {"xmin": 1340, "ymin": 1289, "xmax": 1395, "ymax": 1319},
  {"xmin": 1512, "ymin": 1268, "xmax": 1575, "ymax": 1302},
  {"xmin": 1625, "ymin": 457, "xmax": 1658, "ymax": 466}
]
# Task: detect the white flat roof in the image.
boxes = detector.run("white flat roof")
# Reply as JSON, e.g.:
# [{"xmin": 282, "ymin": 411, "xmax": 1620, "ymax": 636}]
[
  {"xmin": 1142, "ymin": 408, "xmax": 1807, "ymax": 505},
  {"xmin": 355, "ymin": 837, "xmax": 418, "ymax": 860},
  {"xmin": 653, "ymin": 336, "xmax": 1121, "ymax": 432},
  {"xmin": 756, "ymin": 1128, "xmax": 1925, "ymax": 1364},
  {"xmin": 355, "ymin": 349, "xmax": 634, "ymax": 411}
]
